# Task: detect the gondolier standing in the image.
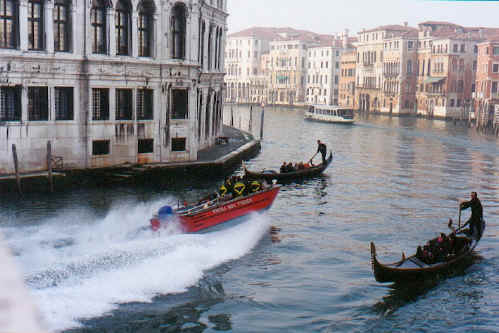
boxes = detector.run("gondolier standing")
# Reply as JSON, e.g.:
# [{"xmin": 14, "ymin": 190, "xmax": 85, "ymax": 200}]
[
  {"xmin": 316, "ymin": 140, "xmax": 327, "ymax": 164},
  {"xmin": 460, "ymin": 191, "xmax": 484, "ymax": 238}
]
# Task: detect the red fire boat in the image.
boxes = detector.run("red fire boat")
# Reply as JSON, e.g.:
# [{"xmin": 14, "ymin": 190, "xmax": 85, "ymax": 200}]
[{"xmin": 150, "ymin": 185, "xmax": 281, "ymax": 233}]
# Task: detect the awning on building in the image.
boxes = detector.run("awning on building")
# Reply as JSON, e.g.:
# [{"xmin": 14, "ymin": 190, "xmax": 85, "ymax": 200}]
[{"xmin": 424, "ymin": 77, "xmax": 445, "ymax": 84}]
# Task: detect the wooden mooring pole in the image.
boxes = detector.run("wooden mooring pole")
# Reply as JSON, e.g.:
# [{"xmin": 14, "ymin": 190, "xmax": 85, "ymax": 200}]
[
  {"xmin": 249, "ymin": 105, "xmax": 253, "ymax": 132},
  {"xmin": 260, "ymin": 105, "xmax": 265, "ymax": 140},
  {"xmin": 12, "ymin": 144, "xmax": 22, "ymax": 195},
  {"xmin": 47, "ymin": 141, "xmax": 53, "ymax": 193}
]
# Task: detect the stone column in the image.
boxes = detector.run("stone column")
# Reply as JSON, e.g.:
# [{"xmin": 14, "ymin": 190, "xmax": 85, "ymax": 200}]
[
  {"xmin": 152, "ymin": 14, "xmax": 159, "ymax": 59},
  {"xmin": 71, "ymin": 3, "xmax": 80, "ymax": 55},
  {"xmin": 107, "ymin": 7, "xmax": 115, "ymax": 56},
  {"xmin": 19, "ymin": 0, "xmax": 28, "ymax": 51},
  {"xmin": 44, "ymin": 0, "xmax": 54, "ymax": 53},
  {"xmin": 185, "ymin": 11, "xmax": 191, "ymax": 62},
  {"xmin": 109, "ymin": 88, "xmax": 116, "ymax": 121},
  {"xmin": 21, "ymin": 87, "xmax": 28, "ymax": 122},
  {"xmin": 131, "ymin": 11, "xmax": 138, "ymax": 57}
]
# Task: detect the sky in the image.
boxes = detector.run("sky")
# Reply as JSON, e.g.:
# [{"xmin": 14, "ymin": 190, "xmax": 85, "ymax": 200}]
[{"xmin": 227, "ymin": 0, "xmax": 499, "ymax": 36}]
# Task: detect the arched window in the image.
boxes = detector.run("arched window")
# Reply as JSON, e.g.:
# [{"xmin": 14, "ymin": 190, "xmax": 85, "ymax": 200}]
[
  {"xmin": 53, "ymin": 0, "xmax": 70, "ymax": 52},
  {"xmin": 91, "ymin": 0, "xmax": 107, "ymax": 54},
  {"xmin": 138, "ymin": 0, "xmax": 154, "ymax": 57},
  {"xmin": 28, "ymin": 0, "xmax": 44, "ymax": 50},
  {"xmin": 115, "ymin": 0, "xmax": 131, "ymax": 55},
  {"xmin": 171, "ymin": 2, "xmax": 186, "ymax": 59},
  {"xmin": 205, "ymin": 91, "xmax": 210, "ymax": 139},
  {"xmin": 207, "ymin": 25, "xmax": 213, "ymax": 69},
  {"xmin": 199, "ymin": 20, "xmax": 205, "ymax": 66},
  {"xmin": 0, "ymin": 0, "xmax": 18, "ymax": 49}
]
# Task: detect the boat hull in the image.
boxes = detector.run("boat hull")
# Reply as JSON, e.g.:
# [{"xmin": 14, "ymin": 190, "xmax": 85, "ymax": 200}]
[
  {"xmin": 154, "ymin": 186, "xmax": 280, "ymax": 233},
  {"xmin": 245, "ymin": 153, "xmax": 333, "ymax": 183},
  {"xmin": 304, "ymin": 113, "xmax": 355, "ymax": 124},
  {"xmin": 370, "ymin": 219, "xmax": 485, "ymax": 283}
]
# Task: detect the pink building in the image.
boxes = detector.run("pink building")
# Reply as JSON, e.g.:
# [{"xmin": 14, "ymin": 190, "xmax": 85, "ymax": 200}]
[{"xmin": 474, "ymin": 40, "xmax": 499, "ymax": 126}]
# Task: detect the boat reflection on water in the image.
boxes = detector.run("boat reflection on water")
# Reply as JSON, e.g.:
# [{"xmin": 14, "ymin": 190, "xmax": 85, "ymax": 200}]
[{"xmin": 373, "ymin": 252, "xmax": 484, "ymax": 315}]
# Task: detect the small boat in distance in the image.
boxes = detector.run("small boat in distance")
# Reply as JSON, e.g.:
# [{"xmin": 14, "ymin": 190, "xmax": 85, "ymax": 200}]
[
  {"xmin": 244, "ymin": 152, "xmax": 333, "ymax": 183},
  {"xmin": 370, "ymin": 219, "xmax": 485, "ymax": 283},
  {"xmin": 150, "ymin": 184, "xmax": 280, "ymax": 233},
  {"xmin": 304, "ymin": 105, "xmax": 355, "ymax": 124}
]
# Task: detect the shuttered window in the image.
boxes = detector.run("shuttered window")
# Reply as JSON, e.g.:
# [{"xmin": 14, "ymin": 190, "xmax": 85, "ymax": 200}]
[
  {"xmin": 0, "ymin": 86, "xmax": 21, "ymax": 121},
  {"xmin": 55, "ymin": 87, "xmax": 73, "ymax": 120},
  {"xmin": 137, "ymin": 88, "xmax": 153, "ymax": 120},
  {"xmin": 28, "ymin": 87, "xmax": 48, "ymax": 121},
  {"xmin": 92, "ymin": 88, "xmax": 109, "ymax": 120}
]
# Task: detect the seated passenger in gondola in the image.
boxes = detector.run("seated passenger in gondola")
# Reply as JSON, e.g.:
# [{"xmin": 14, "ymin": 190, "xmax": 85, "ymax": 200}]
[
  {"xmin": 280, "ymin": 162, "xmax": 287, "ymax": 173},
  {"xmin": 287, "ymin": 162, "xmax": 296, "ymax": 172}
]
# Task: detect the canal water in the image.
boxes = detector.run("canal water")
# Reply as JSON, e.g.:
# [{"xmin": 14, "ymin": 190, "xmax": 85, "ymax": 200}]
[{"xmin": 1, "ymin": 105, "xmax": 498, "ymax": 332}]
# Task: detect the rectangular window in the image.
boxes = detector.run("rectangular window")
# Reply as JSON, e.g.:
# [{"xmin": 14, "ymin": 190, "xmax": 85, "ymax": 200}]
[
  {"xmin": 453, "ymin": 44, "xmax": 458, "ymax": 53},
  {"xmin": 116, "ymin": 89, "xmax": 133, "ymax": 120},
  {"xmin": 53, "ymin": 0, "xmax": 70, "ymax": 51},
  {"xmin": 137, "ymin": 88, "xmax": 153, "ymax": 120},
  {"xmin": 493, "ymin": 64, "xmax": 499, "ymax": 73},
  {"xmin": 138, "ymin": 138, "xmax": 153, "ymax": 153},
  {"xmin": 493, "ymin": 47, "xmax": 499, "ymax": 55},
  {"xmin": 0, "ymin": 86, "xmax": 21, "ymax": 121},
  {"xmin": 171, "ymin": 89, "xmax": 188, "ymax": 119},
  {"xmin": 171, "ymin": 137, "xmax": 186, "ymax": 151},
  {"xmin": 92, "ymin": 140, "xmax": 110, "ymax": 155},
  {"xmin": 28, "ymin": 0, "xmax": 44, "ymax": 50},
  {"xmin": 450, "ymin": 99, "xmax": 455, "ymax": 107},
  {"xmin": 457, "ymin": 80, "xmax": 464, "ymax": 93},
  {"xmin": 28, "ymin": 87, "xmax": 48, "ymax": 121},
  {"xmin": 55, "ymin": 87, "xmax": 73, "ymax": 120},
  {"xmin": 92, "ymin": 88, "xmax": 109, "ymax": 120},
  {"xmin": 492, "ymin": 82, "xmax": 498, "ymax": 94},
  {"xmin": 0, "ymin": 0, "xmax": 18, "ymax": 48}
]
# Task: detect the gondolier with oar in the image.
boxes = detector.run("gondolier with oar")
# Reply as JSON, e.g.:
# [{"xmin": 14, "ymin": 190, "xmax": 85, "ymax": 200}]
[
  {"xmin": 310, "ymin": 140, "xmax": 328, "ymax": 165},
  {"xmin": 459, "ymin": 191, "xmax": 484, "ymax": 238}
]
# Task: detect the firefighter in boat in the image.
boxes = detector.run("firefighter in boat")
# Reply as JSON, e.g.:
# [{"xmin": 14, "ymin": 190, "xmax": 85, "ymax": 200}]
[{"xmin": 219, "ymin": 177, "xmax": 233, "ymax": 198}]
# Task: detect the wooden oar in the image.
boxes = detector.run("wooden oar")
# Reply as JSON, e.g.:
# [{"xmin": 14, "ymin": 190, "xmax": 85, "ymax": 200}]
[
  {"xmin": 458, "ymin": 204, "xmax": 462, "ymax": 229},
  {"xmin": 309, "ymin": 152, "xmax": 318, "ymax": 164}
]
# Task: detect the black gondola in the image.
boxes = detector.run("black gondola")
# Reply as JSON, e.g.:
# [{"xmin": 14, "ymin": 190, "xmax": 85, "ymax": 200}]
[
  {"xmin": 370, "ymin": 219, "xmax": 485, "ymax": 283},
  {"xmin": 244, "ymin": 152, "xmax": 333, "ymax": 183}
]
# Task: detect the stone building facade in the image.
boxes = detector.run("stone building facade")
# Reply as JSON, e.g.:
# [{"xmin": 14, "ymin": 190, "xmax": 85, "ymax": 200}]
[
  {"xmin": 415, "ymin": 22, "xmax": 481, "ymax": 119},
  {"xmin": 339, "ymin": 50, "xmax": 356, "ymax": 108},
  {"xmin": 474, "ymin": 40, "xmax": 499, "ymax": 126},
  {"xmin": 0, "ymin": 0, "xmax": 228, "ymax": 174},
  {"xmin": 381, "ymin": 30, "xmax": 418, "ymax": 115},
  {"xmin": 305, "ymin": 43, "xmax": 344, "ymax": 106},
  {"xmin": 355, "ymin": 24, "xmax": 417, "ymax": 114},
  {"xmin": 267, "ymin": 39, "xmax": 308, "ymax": 105},
  {"xmin": 224, "ymin": 30, "xmax": 270, "ymax": 104}
]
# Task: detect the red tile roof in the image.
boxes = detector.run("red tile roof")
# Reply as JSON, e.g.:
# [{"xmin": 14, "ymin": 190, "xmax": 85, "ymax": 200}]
[
  {"xmin": 364, "ymin": 24, "xmax": 418, "ymax": 34},
  {"xmin": 229, "ymin": 27, "xmax": 338, "ymax": 44}
]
